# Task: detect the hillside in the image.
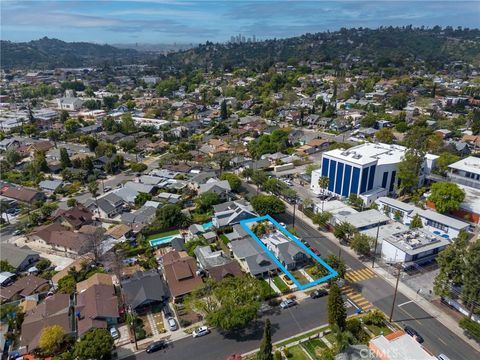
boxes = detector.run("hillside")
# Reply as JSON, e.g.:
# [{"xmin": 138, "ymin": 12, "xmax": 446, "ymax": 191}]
[
  {"xmin": 0, "ymin": 37, "xmax": 142, "ymax": 69},
  {"xmin": 155, "ymin": 27, "xmax": 480, "ymax": 71}
]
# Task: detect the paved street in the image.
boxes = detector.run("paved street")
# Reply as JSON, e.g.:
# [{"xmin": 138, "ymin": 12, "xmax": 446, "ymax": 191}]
[{"xmin": 128, "ymin": 296, "xmax": 354, "ymax": 360}]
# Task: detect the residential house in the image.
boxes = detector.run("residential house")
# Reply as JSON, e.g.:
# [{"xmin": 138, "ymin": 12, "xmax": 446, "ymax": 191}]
[
  {"xmin": 162, "ymin": 251, "xmax": 203, "ymax": 302},
  {"xmin": 194, "ymin": 246, "xmax": 231, "ymax": 270},
  {"xmin": 53, "ymin": 205, "xmax": 93, "ymax": 230},
  {"xmin": 212, "ymin": 200, "xmax": 257, "ymax": 228},
  {"xmin": 38, "ymin": 180, "xmax": 63, "ymax": 193},
  {"xmin": 0, "ymin": 138, "xmax": 20, "ymax": 151},
  {"xmin": 57, "ymin": 96, "xmax": 84, "ymax": 111},
  {"xmin": 121, "ymin": 270, "xmax": 169, "ymax": 312},
  {"xmin": 51, "ymin": 254, "xmax": 95, "ymax": 286},
  {"xmin": 121, "ymin": 204, "xmax": 157, "ymax": 226},
  {"xmin": 76, "ymin": 273, "xmax": 114, "ymax": 293},
  {"xmin": 447, "ymin": 156, "xmax": 480, "ymax": 190},
  {"xmin": 105, "ymin": 224, "xmax": 134, "ymax": 242},
  {"xmin": 369, "ymin": 331, "xmax": 436, "ymax": 360},
  {"xmin": 198, "ymin": 179, "xmax": 232, "ymax": 200},
  {"xmin": 208, "ymin": 262, "xmax": 244, "ymax": 282},
  {"xmin": 261, "ymin": 232, "xmax": 308, "ymax": 270},
  {"xmin": 76, "ymin": 283, "xmax": 119, "ymax": 336},
  {"xmin": 0, "ymin": 275, "xmax": 49, "ymax": 303},
  {"xmin": 85, "ymin": 192, "xmax": 124, "ymax": 218},
  {"xmin": 1, "ymin": 186, "xmax": 45, "ymax": 204},
  {"xmin": 0, "ymin": 244, "xmax": 39, "ymax": 272},
  {"xmin": 20, "ymin": 294, "xmax": 73, "ymax": 353},
  {"xmin": 0, "ymin": 272, "xmax": 16, "ymax": 287},
  {"xmin": 28, "ymin": 223, "xmax": 96, "ymax": 256},
  {"xmin": 231, "ymin": 238, "xmax": 278, "ymax": 277}
]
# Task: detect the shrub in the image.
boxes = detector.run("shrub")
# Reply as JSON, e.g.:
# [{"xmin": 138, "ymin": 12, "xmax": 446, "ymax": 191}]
[
  {"xmin": 274, "ymin": 350, "xmax": 282, "ymax": 360},
  {"xmin": 459, "ymin": 317, "xmax": 480, "ymax": 341}
]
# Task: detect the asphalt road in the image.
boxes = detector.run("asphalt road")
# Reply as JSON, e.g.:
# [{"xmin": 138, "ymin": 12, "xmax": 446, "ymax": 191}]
[
  {"xmin": 243, "ymin": 183, "xmax": 478, "ymax": 360},
  {"xmin": 130, "ymin": 296, "xmax": 355, "ymax": 360}
]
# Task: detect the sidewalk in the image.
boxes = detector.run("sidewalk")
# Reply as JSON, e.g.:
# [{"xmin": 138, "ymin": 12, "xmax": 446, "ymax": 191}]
[{"xmin": 281, "ymin": 199, "xmax": 479, "ymax": 351}]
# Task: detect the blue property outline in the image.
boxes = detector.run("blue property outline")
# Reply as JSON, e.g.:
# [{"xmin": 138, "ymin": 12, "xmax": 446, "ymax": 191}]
[{"xmin": 239, "ymin": 215, "xmax": 338, "ymax": 290}]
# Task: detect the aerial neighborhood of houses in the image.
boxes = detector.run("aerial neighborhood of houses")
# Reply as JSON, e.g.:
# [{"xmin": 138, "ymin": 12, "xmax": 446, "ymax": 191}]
[{"xmin": 0, "ymin": 29, "xmax": 480, "ymax": 360}]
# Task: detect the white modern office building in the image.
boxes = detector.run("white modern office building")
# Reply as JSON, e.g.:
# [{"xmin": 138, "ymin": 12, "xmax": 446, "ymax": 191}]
[{"xmin": 311, "ymin": 142, "xmax": 437, "ymax": 204}]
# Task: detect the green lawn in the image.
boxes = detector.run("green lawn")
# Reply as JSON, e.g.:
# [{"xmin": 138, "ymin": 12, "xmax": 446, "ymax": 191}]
[
  {"xmin": 286, "ymin": 345, "xmax": 310, "ymax": 360},
  {"xmin": 259, "ymin": 279, "xmax": 276, "ymax": 299},
  {"xmin": 291, "ymin": 270, "xmax": 309, "ymax": 285},
  {"xmin": 219, "ymin": 234, "xmax": 230, "ymax": 245},
  {"xmin": 302, "ymin": 339, "xmax": 327, "ymax": 359},
  {"xmin": 273, "ymin": 276, "xmax": 289, "ymax": 292},
  {"xmin": 365, "ymin": 323, "xmax": 393, "ymax": 336},
  {"xmin": 146, "ymin": 229, "xmax": 180, "ymax": 241},
  {"xmin": 275, "ymin": 326, "xmax": 328, "ymax": 348}
]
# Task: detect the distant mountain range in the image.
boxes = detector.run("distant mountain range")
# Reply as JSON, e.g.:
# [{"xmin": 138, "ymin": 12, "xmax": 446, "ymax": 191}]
[
  {"xmin": 2, "ymin": 27, "xmax": 480, "ymax": 70},
  {"xmin": 0, "ymin": 37, "xmax": 142, "ymax": 69}
]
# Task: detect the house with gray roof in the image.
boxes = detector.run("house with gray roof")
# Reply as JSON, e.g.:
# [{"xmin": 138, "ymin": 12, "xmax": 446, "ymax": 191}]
[
  {"xmin": 194, "ymin": 246, "xmax": 231, "ymax": 270},
  {"xmin": 262, "ymin": 232, "xmax": 308, "ymax": 270},
  {"xmin": 212, "ymin": 200, "xmax": 257, "ymax": 228},
  {"xmin": 224, "ymin": 224, "xmax": 250, "ymax": 242},
  {"xmin": 231, "ymin": 238, "xmax": 278, "ymax": 277},
  {"xmin": 198, "ymin": 179, "xmax": 232, "ymax": 199},
  {"xmin": 121, "ymin": 205, "xmax": 157, "ymax": 225},
  {"xmin": 0, "ymin": 244, "xmax": 39, "ymax": 272},
  {"xmin": 39, "ymin": 179, "xmax": 63, "ymax": 193},
  {"xmin": 121, "ymin": 271, "xmax": 169, "ymax": 311},
  {"xmin": 85, "ymin": 192, "xmax": 124, "ymax": 218}
]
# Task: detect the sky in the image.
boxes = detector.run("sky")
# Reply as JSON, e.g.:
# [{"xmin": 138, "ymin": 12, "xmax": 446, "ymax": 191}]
[{"xmin": 1, "ymin": 0, "xmax": 479, "ymax": 44}]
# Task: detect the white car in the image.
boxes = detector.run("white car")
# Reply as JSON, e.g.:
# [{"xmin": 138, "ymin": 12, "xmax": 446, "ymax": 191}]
[
  {"xmin": 109, "ymin": 327, "xmax": 120, "ymax": 339},
  {"xmin": 192, "ymin": 326, "xmax": 210, "ymax": 338},
  {"xmin": 167, "ymin": 317, "xmax": 178, "ymax": 331}
]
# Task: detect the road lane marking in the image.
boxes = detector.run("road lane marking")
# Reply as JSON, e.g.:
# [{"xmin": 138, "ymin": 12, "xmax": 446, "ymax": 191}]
[
  {"xmin": 400, "ymin": 308, "xmax": 422, "ymax": 325},
  {"xmin": 438, "ymin": 337, "xmax": 447, "ymax": 345},
  {"xmin": 398, "ymin": 300, "xmax": 414, "ymax": 307}
]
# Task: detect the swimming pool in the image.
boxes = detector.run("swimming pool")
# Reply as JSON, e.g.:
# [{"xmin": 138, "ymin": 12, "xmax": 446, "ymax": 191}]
[
  {"xmin": 149, "ymin": 234, "xmax": 182, "ymax": 247},
  {"xmin": 202, "ymin": 221, "xmax": 214, "ymax": 230}
]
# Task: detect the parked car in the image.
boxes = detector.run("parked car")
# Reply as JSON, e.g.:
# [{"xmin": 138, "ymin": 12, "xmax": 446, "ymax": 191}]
[
  {"xmin": 109, "ymin": 327, "xmax": 120, "ymax": 340},
  {"xmin": 282, "ymin": 275, "xmax": 293, "ymax": 286},
  {"xmin": 145, "ymin": 340, "xmax": 167, "ymax": 353},
  {"xmin": 311, "ymin": 247, "xmax": 321, "ymax": 256},
  {"xmin": 280, "ymin": 299, "xmax": 297, "ymax": 309},
  {"xmin": 404, "ymin": 325, "xmax": 424, "ymax": 343},
  {"xmin": 192, "ymin": 326, "xmax": 210, "ymax": 338},
  {"xmin": 103, "ymin": 186, "xmax": 112, "ymax": 192},
  {"xmin": 310, "ymin": 289, "xmax": 328, "ymax": 299},
  {"xmin": 437, "ymin": 354, "xmax": 451, "ymax": 360},
  {"xmin": 167, "ymin": 317, "xmax": 177, "ymax": 331},
  {"xmin": 12, "ymin": 229, "xmax": 24, "ymax": 236}
]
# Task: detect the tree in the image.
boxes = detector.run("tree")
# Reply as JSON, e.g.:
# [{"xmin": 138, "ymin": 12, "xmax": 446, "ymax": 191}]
[
  {"xmin": 130, "ymin": 162, "xmax": 147, "ymax": 173},
  {"xmin": 350, "ymin": 233, "xmax": 373, "ymax": 256},
  {"xmin": 211, "ymin": 122, "xmax": 229, "ymax": 136},
  {"xmin": 187, "ymin": 277, "xmax": 263, "ymax": 331},
  {"xmin": 64, "ymin": 119, "xmax": 80, "ymax": 133},
  {"xmin": 195, "ymin": 191, "xmax": 221, "ymax": 212},
  {"xmin": 410, "ymin": 214, "xmax": 423, "ymax": 229},
  {"xmin": 146, "ymin": 204, "xmax": 190, "ymax": 234},
  {"xmin": 397, "ymin": 151, "xmax": 423, "ymax": 194},
  {"xmin": 327, "ymin": 283, "xmax": 346, "ymax": 331},
  {"xmin": 135, "ymin": 192, "xmax": 152, "ymax": 206},
  {"xmin": 59, "ymin": 148, "xmax": 71, "ymax": 169},
  {"xmin": 221, "ymin": 100, "xmax": 228, "ymax": 120},
  {"xmin": 436, "ymin": 153, "xmax": 460, "ymax": 175},
  {"xmin": 120, "ymin": 113, "xmax": 136, "ymax": 134},
  {"xmin": 74, "ymin": 328, "xmax": 113, "ymax": 360},
  {"xmin": 318, "ymin": 176, "xmax": 329, "ymax": 193},
  {"xmin": 59, "ymin": 110, "xmax": 69, "ymax": 123},
  {"xmin": 5, "ymin": 149, "xmax": 21, "ymax": 167},
  {"xmin": 87, "ymin": 181, "xmax": 100, "ymax": 217},
  {"xmin": 39, "ymin": 325, "xmax": 65, "ymax": 354},
  {"xmin": 333, "ymin": 222, "xmax": 357, "ymax": 243},
  {"xmin": 312, "ymin": 211, "xmax": 332, "ymax": 228},
  {"xmin": 40, "ymin": 203, "xmax": 58, "ymax": 218},
  {"xmin": 251, "ymin": 195, "xmax": 285, "ymax": 215},
  {"xmin": 428, "ymin": 182, "xmax": 465, "ymax": 213},
  {"xmin": 375, "ymin": 128, "xmax": 394, "ymax": 144},
  {"xmin": 220, "ymin": 172, "xmax": 241, "ymax": 192},
  {"xmin": 257, "ymin": 319, "xmax": 273, "ymax": 360},
  {"xmin": 67, "ymin": 197, "xmax": 78, "ymax": 208},
  {"xmin": 126, "ymin": 311, "xmax": 139, "ymax": 350},
  {"xmin": 389, "ymin": 92, "xmax": 408, "ymax": 110},
  {"xmin": 0, "ymin": 260, "xmax": 15, "ymax": 273},
  {"xmin": 305, "ymin": 164, "xmax": 319, "ymax": 176},
  {"xmin": 347, "ymin": 194, "xmax": 363, "ymax": 209},
  {"xmin": 57, "ymin": 274, "xmax": 76, "ymax": 294}
]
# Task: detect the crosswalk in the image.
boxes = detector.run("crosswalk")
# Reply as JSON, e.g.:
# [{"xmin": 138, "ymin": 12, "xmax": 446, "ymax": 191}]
[
  {"xmin": 340, "ymin": 285, "xmax": 374, "ymax": 312},
  {"xmin": 345, "ymin": 268, "xmax": 377, "ymax": 283}
]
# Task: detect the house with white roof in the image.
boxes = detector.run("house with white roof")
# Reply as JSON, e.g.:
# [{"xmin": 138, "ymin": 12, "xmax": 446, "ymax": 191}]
[
  {"xmin": 212, "ymin": 200, "xmax": 257, "ymax": 228},
  {"xmin": 447, "ymin": 156, "xmax": 480, "ymax": 190}
]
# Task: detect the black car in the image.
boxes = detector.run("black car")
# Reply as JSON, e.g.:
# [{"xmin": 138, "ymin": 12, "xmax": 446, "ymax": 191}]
[
  {"xmin": 404, "ymin": 325, "xmax": 424, "ymax": 343},
  {"xmin": 310, "ymin": 289, "xmax": 328, "ymax": 299},
  {"xmin": 146, "ymin": 341, "xmax": 167, "ymax": 353}
]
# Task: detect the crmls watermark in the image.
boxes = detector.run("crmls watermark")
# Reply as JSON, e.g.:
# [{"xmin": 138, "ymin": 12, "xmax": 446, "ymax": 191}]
[{"xmin": 335, "ymin": 348, "xmax": 404, "ymax": 359}]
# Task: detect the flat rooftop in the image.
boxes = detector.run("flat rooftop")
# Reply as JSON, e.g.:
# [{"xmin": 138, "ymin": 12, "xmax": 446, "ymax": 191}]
[
  {"xmin": 448, "ymin": 156, "xmax": 480, "ymax": 175},
  {"xmin": 385, "ymin": 228, "xmax": 449, "ymax": 255},
  {"xmin": 323, "ymin": 142, "xmax": 407, "ymax": 166},
  {"xmin": 370, "ymin": 331, "xmax": 436, "ymax": 360},
  {"xmin": 335, "ymin": 209, "xmax": 390, "ymax": 229}
]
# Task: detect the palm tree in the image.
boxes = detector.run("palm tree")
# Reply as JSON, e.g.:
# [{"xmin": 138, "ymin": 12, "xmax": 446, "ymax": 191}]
[
  {"xmin": 126, "ymin": 310, "xmax": 139, "ymax": 350},
  {"xmin": 87, "ymin": 181, "xmax": 100, "ymax": 218},
  {"xmin": 318, "ymin": 176, "xmax": 329, "ymax": 211}
]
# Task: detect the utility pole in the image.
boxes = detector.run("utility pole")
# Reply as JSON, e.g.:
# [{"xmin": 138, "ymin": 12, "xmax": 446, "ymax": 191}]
[
  {"xmin": 371, "ymin": 224, "xmax": 380, "ymax": 268},
  {"xmin": 389, "ymin": 264, "xmax": 402, "ymax": 322},
  {"xmin": 292, "ymin": 200, "xmax": 297, "ymax": 229}
]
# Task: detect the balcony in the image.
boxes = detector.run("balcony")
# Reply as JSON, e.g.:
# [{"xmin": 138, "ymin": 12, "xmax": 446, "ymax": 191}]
[{"xmin": 447, "ymin": 173, "xmax": 480, "ymax": 190}]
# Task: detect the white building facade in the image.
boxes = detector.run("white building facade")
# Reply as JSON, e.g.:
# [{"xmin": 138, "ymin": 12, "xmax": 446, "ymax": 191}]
[{"xmin": 311, "ymin": 142, "xmax": 437, "ymax": 204}]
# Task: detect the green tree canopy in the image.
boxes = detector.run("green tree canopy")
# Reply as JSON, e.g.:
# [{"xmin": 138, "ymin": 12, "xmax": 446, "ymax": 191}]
[
  {"xmin": 333, "ymin": 222, "xmax": 357, "ymax": 243},
  {"xmin": 327, "ymin": 283, "xmax": 347, "ymax": 331},
  {"xmin": 375, "ymin": 128, "xmax": 395, "ymax": 144},
  {"xmin": 257, "ymin": 318, "xmax": 273, "ymax": 360},
  {"xmin": 428, "ymin": 182, "xmax": 465, "ymax": 213},
  {"xmin": 350, "ymin": 233, "xmax": 373, "ymax": 256},
  {"xmin": 74, "ymin": 328, "xmax": 114, "ymax": 360},
  {"xmin": 251, "ymin": 195, "xmax": 286, "ymax": 215},
  {"xmin": 219, "ymin": 172, "xmax": 241, "ymax": 192},
  {"xmin": 195, "ymin": 191, "xmax": 221, "ymax": 212},
  {"xmin": 39, "ymin": 325, "xmax": 65, "ymax": 355}
]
